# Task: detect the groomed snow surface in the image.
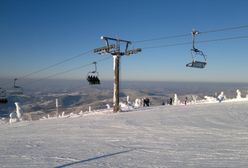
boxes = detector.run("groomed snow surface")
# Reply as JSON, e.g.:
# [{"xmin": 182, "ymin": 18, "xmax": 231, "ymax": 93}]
[{"xmin": 1, "ymin": 101, "xmax": 248, "ymax": 168}]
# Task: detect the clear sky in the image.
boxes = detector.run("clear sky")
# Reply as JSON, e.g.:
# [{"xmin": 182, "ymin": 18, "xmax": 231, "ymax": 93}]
[{"xmin": 1, "ymin": 0, "xmax": 248, "ymax": 84}]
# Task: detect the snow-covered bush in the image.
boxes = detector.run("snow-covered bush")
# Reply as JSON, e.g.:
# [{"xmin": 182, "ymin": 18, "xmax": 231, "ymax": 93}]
[
  {"xmin": 236, "ymin": 89, "xmax": 242, "ymax": 99},
  {"xmin": 217, "ymin": 92, "xmax": 226, "ymax": 102},
  {"xmin": 173, "ymin": 94, "xmax": 180, "ymax": 105},
  {"xmin": 134, "ymin": 98, "xmax": 142, "ymax": 108},
  {"xmin": 9, "ymin": 102, "xmax": 23, "ymax": 123}
]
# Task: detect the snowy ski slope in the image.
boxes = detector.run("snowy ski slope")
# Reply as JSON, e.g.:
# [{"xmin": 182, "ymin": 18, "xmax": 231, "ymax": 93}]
[{"xmin": 0, "ymin": 101, "xmax": 248, "ymax": 167}]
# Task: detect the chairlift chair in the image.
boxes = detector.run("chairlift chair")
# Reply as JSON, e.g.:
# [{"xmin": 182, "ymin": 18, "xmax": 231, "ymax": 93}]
[
  {"xmin": 186, "ymin": 30, "xmax": 207, "ymax": 69},
  {"xmin": 7, "ymin": 78, "xmax": 24, "ymax": 95},
  {"xmin": 0, "ymin": 88, "xmax": 8, "ymax": 104},
  {"xmin": 11, "ymin": 86, "xmax": 24, "ymax": 95},
  {"xmin": 86, "ymin": 62, "xmax": 101, "ymax": 85}
]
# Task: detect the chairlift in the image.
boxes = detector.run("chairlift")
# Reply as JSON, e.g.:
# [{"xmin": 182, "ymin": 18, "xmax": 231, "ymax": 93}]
[
  {"xmin": 0, "ymin": 88, "xmax": 8, "ymax": 104},
  {"xmin": 186, "ymin": 30, "xmax": 207, "ymax": 69},
  {"xmin": 87, "ymin": 62, "xmax": 101, "ymax": 85},
  {"xmin": 7, "ymin": 78, "xmax": 24, "ymax": 95}
]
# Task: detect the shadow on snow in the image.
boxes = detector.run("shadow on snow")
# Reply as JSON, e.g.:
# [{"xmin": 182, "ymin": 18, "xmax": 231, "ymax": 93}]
[{"xmin": 54, "ymin": 149, "xmax": 135, "ymax": 168}]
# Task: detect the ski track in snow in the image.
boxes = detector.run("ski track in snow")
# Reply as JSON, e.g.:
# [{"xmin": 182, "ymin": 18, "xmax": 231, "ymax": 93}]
[{"xmin": 0, "ymin": 101, "xmax": 248, "ymax": 167}]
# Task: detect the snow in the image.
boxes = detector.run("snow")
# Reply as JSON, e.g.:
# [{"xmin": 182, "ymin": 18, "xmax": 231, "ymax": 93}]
[
  {"xmin": 236, "ymin": 89, "xmax": 242, "ymax": 99},
  {"xmin": 0, "ymin": 99, "xmax": 248, "ymax": 167},
  {"xmin": 9, "ymin": 102, "xmax": 23, "ymax": 123}
]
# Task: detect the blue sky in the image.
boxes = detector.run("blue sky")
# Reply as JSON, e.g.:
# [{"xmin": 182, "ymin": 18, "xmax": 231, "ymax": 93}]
[{"xmin": 0, "ymin": 0, "xmax": 248, "ymax": 84}]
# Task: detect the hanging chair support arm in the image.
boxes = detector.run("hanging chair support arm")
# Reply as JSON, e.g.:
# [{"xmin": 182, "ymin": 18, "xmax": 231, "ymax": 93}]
[
  {"xmin": 192, "ymin": 30, "xmax": 200, "ymax": 50},
  {"xmin": 92, "ymin": 61, "xmax": 97, "ymax": 73}
]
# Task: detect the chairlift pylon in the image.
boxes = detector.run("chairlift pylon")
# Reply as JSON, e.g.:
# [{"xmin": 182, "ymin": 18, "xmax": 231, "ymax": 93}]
[
  {"xmin": 86, "ymin": 62, "xmax": 101, "ymax": 85},
  {"xmin": 186, "ymin": 30, "xmax": 207, "ymax": 69}
]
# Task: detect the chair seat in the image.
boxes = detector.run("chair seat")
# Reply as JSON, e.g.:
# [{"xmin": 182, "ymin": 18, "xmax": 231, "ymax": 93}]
[{"xmin": 186, "ymin": 61, "xmax": 207, "ymax": 69}]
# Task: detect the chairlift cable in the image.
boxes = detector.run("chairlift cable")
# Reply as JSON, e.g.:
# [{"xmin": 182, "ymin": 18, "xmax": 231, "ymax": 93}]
[
  {"xmin": 141, "ymin": 35, "xmax": 248, "ymax": 50},
  {"xmin": 196, "ymin": 35, "xmax": 248, "ymax": 44},
  {"xmin": 21, "ymin": 56, "xmax": 111, "ymax": 86},
  {"xmin": 133, "ymin": 33, "xmax": 190, "ymax": 43},
  {"xmin": 20, "ymin": 49, "xmax": 93, "ymax": 79},
  {"xmin": 133, "ymin": 24, "xmax": 248, "ymax": 44},
  {"xmin": 0, "ymin": 49, "xmax": 93, "ymax": 87},
  {"xmin": 200, "ymin": 24, "xmax": 248, "ymax": 34}
]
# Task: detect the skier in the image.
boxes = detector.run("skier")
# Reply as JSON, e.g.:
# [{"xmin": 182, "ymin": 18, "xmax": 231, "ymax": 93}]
[
  {"xmin": 169, "ymin": 98, "xmax": 173, "ymax": 105},
  {"xmin": 184, "ymin": 97, "xmax": 188, "ymax": 105}
]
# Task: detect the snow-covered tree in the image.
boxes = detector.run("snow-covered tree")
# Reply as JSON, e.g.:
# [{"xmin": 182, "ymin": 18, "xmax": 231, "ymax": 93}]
[{"xmin": 236, "ymin": 89, "xmax": 242, "ymax": 99}]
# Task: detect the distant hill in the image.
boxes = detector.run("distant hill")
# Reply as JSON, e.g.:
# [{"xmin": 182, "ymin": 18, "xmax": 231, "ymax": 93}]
[{"xmin": 1, "ymin": 79, "xmax": 248, "ymax": 117}]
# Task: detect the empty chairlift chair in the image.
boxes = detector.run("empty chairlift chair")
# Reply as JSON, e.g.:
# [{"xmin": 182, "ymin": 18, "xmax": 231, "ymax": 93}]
[
  {"xmin": 8, "ymin": 78, "xmax": 24, "ymax": 95},
  {"xmin": 186, "ymin": 30, "xmax": 207, "ymax": 69}
]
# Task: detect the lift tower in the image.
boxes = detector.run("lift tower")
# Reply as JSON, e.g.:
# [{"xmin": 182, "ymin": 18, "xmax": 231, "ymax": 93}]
[{"xmin": 94, "ymin": 36, "xmax": 141, "ymax": 112}]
